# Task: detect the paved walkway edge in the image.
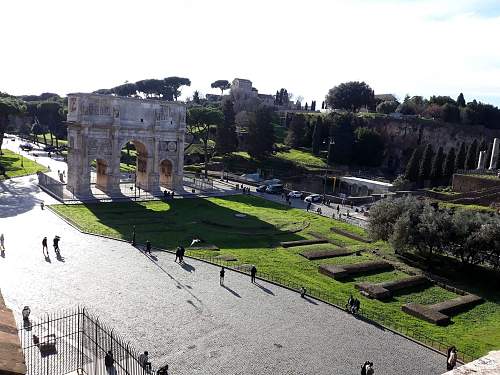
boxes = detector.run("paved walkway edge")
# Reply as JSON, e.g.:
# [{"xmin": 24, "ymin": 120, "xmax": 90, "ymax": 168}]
[{"xmin": 46, "ymin": 205, "xmax": 455, "ymax": 363}]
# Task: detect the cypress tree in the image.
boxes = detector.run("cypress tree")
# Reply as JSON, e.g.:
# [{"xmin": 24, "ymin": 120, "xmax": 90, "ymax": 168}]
[
  {"xmin": 465, "ymin": 139, "xmax": 478, "ymax": 170},
  {"xmin": 418, "ymin": 144, "xmax": 434, "ymax": 182},
  {"xmin": 457, "ymin": 93, "xmax": 466, "ymax": 107},
  {"xmin": 285, "ymin": 114, "xmax": 306, "ymax": 148},
  {"xmin": 455, "ymin": 142, "xmax": 466, "ymax": 171},
  {"xmin": 430, "ymin": 146, "xmax": 444, "ymax": 182},
  {"xmin": 405, "ymin": 147, "xmax": 423, "ymax": 182},
  {"xmin": 311, "ymin": 117, "xmax": 323, "ymax": 155},
  {"xmin": 216, "ymin": 99, "xmax": 238, "ymax": 154},
  {"xmin": 443, "ymin": 147, "xmax": 456, "ymax": 181}
]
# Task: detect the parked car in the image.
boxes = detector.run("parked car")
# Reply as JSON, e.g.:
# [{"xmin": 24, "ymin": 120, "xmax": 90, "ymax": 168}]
[
  {"xmin": 288, "ymin": 190, "xmax": 302, "ymax": 198},
  {"xmin": 304, "ymin": 194, "xmax": 322, "ymax": 203},
  {"xmin": 43, "ymin": 145, "xmax": 57, "ymax": 152},
  {"xmin": 266, "ymin": 184, "xmax": 284, "ymax": 194},
  {"xmin": 19, "ymin": 143, "xmax": 33, "ymax": 151},
  {"xmin": 256, "ymin": 185, "xmax": 268, "ymax": 193}
]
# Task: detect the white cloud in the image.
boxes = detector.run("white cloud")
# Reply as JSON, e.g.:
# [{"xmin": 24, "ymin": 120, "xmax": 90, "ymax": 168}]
[{"xmin": 1, "ymin": 0, "xmax": 499, "ymax": 105}]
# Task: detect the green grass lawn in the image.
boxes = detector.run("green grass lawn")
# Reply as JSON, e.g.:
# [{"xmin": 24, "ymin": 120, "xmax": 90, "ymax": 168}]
[
  {"xmin": 0, "ymin": 149, "xmax": 48, "ymax": 180},
  {"xmin": 223, "ymin": 148, "xmax": 327, "ymax": 175},
  {"xmin": 50, "ymin": 195, "xmax": 500, "ymax": 358}
]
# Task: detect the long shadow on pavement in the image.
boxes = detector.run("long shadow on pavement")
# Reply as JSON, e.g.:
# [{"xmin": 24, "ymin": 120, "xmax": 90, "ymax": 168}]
[
  {"xmin": 254, "ymin": 282, "xmax": 275, "ymax": 295},
  {"xmin": 222, "ymin": 284, "xmax": 241, "ymax": 298}
]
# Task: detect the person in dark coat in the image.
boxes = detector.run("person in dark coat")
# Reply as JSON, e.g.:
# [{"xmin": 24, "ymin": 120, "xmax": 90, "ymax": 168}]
[
  {"xmin": 174, "ymin": 247, "xmax": 180, "ymax": 263},
  {"xmin": 447, "ymin": 346, "xmax": 457, "ymax": 370},
  {"xmin": 42, "ymin": 237, "xmax": 48, "ymax": 257},
  {"xmin": 220, "ymin": 267, "xmax": 225, "ymax": 286},
  {"xmin": 53, "ymin": 236, "xmax": 60, "ymax": 255},
  {"xmin": 145, "ymin": 240, "xmax": 152, "ymax": 255},
  {"xmin": 104, "ymin": 350, "xmax": 114, "ymax": 372},
  {"xmin": 250, "ymin": 266, "xmax": 257, "ymax": 283}
]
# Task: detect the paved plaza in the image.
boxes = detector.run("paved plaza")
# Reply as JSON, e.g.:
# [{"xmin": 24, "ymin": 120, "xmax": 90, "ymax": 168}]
[{"xmin": 0, "ymin": 173, "xmax": 449, "ymax": 374}]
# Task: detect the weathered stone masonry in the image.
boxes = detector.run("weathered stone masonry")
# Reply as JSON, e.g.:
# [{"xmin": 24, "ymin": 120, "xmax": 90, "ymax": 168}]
[{"xmin": 66, "ymin": 94, "xmax": 186, "ymax": 196}]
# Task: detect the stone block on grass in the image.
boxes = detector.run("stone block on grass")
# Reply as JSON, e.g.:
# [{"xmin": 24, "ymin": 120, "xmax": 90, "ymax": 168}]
[
  {"xmin": 356, "ymin": 276, "xmax": 430, "ymax": 300},
  {"xmin": 429, "ymin": 294, "xmax": 483, "ymax": 316},
  {"xmin": 300, "ymin": 248, "xmax": 355, "ymax": 260},
  {"xmin": 319, "ymin": 261, "xmax": 393, "ymax": 280},
  {"xmin": 280, "ymin": 239, "xmax": 328, "ymax": 248},
  {"xmin": 402, "ymin": 303, "xmax": 450, "ymax": 326}
]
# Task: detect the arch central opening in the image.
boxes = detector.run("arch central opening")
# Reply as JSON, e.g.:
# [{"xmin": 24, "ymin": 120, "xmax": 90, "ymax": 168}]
[{"xmin": 120, "ymin": 140, "xmax": 149, "ymax": 193}]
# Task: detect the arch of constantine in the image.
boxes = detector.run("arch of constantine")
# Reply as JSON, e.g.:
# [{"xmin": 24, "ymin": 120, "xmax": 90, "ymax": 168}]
[{"xmin": 66, "ymin": 93, "xmax": 186, "ymax": 197}]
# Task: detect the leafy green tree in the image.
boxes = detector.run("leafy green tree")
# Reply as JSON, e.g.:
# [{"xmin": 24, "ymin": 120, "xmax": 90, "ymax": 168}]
[
  {"xmin": 284, "ymin": 114, "xmax": 306, "ymax": 148},
  {"xmin": 455, "ymin": 142, "xmax": 467, "ymax": 170},
  {"xmin": 465, "ymin": 139, "xmax": 478, "ymax": 170},
  {"xmin": 353, "ymin": 127, "xmax": 384, "ymax": 167},
  {"xmin": 0, "ymin": 96, "xmax": 26, "ymax": 154},
  {"xmin": 457, "ymin": 93, "xmax": 466, "ymax": 107},
  {"xmin": 325, "ymin": 81, "xmax": 374, "ymax": 112},
  {"xmin": 429, "ymin": 95, "xmax": 456, "ymax": 106},
  {"xmin": 216, "ymin": 100, "xmax": 238, "ymax": 155},
  {"xmin": 36, "ymin": 101, "xmax": 65, "ymax": 146},
  {"xmin": 311, "ymin": 116, "xmax": 323, "ymax": 155},
  {"xmin": 376, "ymin": 100, "xmax": 399, "ymax": 114},
  {"xmin": 430, "ymin": 146, "xmax": 444, "ymax": 182},
  {"xmin": 247, "ymin": 106, "xmax": 275, "ymax": 159},
  {"xmin": 442, "ymin": 147, "xmax": 456, "ymax": 182},
  {"xmin": 368, "ymin": 196, "xmax": 421, "ymax": 242},
  {"xmin": 396, "ymin": 102, "xmax": 416, "ymax": 115},
  {"xmin": 187, "ymin": 106, "xmax": 223, "ymax": 177},
  {"xmin": 441, "ymin": 103, "xmax": 461, "ymax": 123},
  {"xmin": 329, "ymin": 113, "xmax": 356, "ymax": 164},
  {"xmin": 418, "ymin": 144, "xmax": 434, "ymax": 182},
  {"xmin": 404, "ymin": 147, "xmax": 422, "ymax": 182},
  {"xmin": 211, "ymin": 80, "xmax": 231, "ymax": 96}
]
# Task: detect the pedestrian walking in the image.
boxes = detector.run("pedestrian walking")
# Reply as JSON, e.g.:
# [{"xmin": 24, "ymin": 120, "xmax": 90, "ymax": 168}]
[
  {"xmin": 0, "ymin": 233, "xmax": 4, "ymax": 250},
  {"xmin": 306, "ymin": 202, "xmax": 311, "ymax": 211},
  {"xmin": 220, "ymin": 267, "xmax": 225, "ymax": 286},
  {"xmin": 104, "ymin": 350, "xmax": 114, "ymax": 372},
  {"xmin": 250, "ymin": 265, "xmax": 257, "ymax": 283},
  {"xmin": 138, "ymin": 351, "xmax": 152, "ymax": 371},
  {"xmin": 53, "ymin": 236, "xmax": 60, "ymax": 255},
  {"xmin": 447, "ymin": 347, "xmax": 457, "ymax": 370},
  {"xmin": 42, "ymin": 237, "xmax": 48, "ymax": 257},
  {"xmin": 174, "ymin": 246, "xmax": 180, "ymax": 262},
  {"xmin": 40, "ymin": 202, "xmax": 44, "ymax": 210},
  {"xmin": 300, "ymin": 286, "xmax": 306, "ymax": 298},
  {"xmin": 145, "ymin": 240, "xmax": 152, "ymax": 255}
]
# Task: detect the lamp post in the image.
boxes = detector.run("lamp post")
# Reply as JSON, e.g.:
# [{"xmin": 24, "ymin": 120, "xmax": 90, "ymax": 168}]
[{"xmin": 323, "ymin": 137, "xmax": 335, "ymax": 198}]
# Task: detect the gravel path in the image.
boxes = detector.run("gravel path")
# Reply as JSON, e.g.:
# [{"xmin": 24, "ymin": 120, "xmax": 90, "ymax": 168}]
[{"xmin": 0, "ymin": 176, "xmax": 446, "ymax": 374}]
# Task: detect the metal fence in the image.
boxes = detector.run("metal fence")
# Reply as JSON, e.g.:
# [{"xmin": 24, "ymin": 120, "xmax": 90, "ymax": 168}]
[
  {"xmin": 19, "ymin": 307, "xmax": 159, "ymax": 375},
  {"xmin": 183, "ymin": 174, "xmax": 214, "ymax": 191},
  {"xmin": 176, "ymin": 251, "xmax": 477, "ymax": 364}
]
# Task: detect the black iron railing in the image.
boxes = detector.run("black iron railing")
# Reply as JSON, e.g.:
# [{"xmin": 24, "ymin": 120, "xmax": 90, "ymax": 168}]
[{"xmin": 19, "ymin": 307, "xmax": 159, "ymax": 375}]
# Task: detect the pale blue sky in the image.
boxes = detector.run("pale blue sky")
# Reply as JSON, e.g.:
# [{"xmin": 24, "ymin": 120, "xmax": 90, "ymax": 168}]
[{"xmin": 1, "ymin": 0, "xmax": 499, "ymax": 106}]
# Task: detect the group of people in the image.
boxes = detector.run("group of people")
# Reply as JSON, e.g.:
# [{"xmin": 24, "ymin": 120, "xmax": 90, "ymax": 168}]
[
  {"xmin": 360, "ymin": 361, "xmax": 374, "ymax": 375},
  {"xmin": 42, "ymin": 235, "xmax": 61, "ymax": 258},
  {"xmin": 347, "ymin": 294, "xmax": 361, "ymax": 314}
]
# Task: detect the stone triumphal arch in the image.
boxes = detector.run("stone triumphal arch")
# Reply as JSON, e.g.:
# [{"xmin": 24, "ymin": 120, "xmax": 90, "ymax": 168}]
[{"xmin": 66, "ymin": 93, "xmax": 186, "ymax": 197}]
